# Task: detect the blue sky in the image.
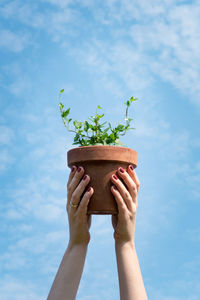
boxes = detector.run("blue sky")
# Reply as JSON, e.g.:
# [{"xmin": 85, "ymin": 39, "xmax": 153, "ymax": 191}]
[{"xmin": 0, "ymin": 0, "xmax": 200, "ymax": 299}]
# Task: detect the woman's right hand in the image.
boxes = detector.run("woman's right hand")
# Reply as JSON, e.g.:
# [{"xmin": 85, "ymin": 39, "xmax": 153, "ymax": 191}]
[
  {"xmin": 67, "ymin": 165, "xmax": 94, "ymax": 247},
  {"xmin": 110, "ymin": 165, "xmax": 140, "ymax": 245}
]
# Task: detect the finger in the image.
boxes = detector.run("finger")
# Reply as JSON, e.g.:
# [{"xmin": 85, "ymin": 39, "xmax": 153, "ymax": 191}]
[
  {"xmin": 76, "ymin": 186, "xmax": 93, "ymax": 216},
  {"xmin": 68, "ymin": 174, "xmax": 91, "ymax": 211},
  {"xmin": 67, "ymin": 165, "xmax": 77, "ymax": 188},
  {"xmin": 117, "ymin": 167, "xmax": 138, "ymax": 196},
  {"xmin": 111, "ymin": 174, "xmax": 134, "ymax": 211},
  {"xmin": 116, "ymin": 167, "xmax": 138, "ymax": 209},
  {"xmin": 127, "ymin": 165, "xmax": 140, "ymax": 193},
  {"xmin": 67, "ymin": 166, "xmax": 85, "ymax": 208},
  {"xmin": 111, "ymin": 185, "xmax": 129, "ymax": 216}
]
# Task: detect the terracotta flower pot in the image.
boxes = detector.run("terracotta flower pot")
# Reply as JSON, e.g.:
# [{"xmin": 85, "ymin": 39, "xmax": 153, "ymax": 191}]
[{"xmin": 67, "ymin": 145, "xmax": 137, "ymax": 215}]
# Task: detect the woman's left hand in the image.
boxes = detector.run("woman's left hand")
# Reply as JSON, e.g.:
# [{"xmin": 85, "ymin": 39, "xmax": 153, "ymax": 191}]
[{"xmin": 110, "ymin": 165, "xmax": 140, "ymax": 245}]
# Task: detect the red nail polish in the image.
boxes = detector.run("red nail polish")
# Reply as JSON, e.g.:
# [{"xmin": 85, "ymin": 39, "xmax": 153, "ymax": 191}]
[
  {"xmin": 113, "ymin": 175, "xmax": 118, "ymax": 180},
  {"xmin": 78, "ymin": 167, "xmax": 82, "ymax": 172},
  {"xmin": 83, "ymin": 175, "xmax": 87, "ymax": 180},
  {"xmin": 119, "ymin": 167, "xmax": 124, "ymax": 173},
  {"xmin": 87, "ymin": 187, "xmax": 91, "ymax": 192},
  {"xmin": 130, "ymin": 165, "xmax": 134, "ymax": 171},
  {"xmin": 113, "ymin": 185, "xmax": 117, "ymax": 190},
  {"xmin": 71, "ymin": 166, "xmax": 75, "ymax": 172}
]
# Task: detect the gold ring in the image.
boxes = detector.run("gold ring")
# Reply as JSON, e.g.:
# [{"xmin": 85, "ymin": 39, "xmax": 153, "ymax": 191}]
[{"xmin": 70, "ymin": 201, "xmax": 79, "ymax": 208}]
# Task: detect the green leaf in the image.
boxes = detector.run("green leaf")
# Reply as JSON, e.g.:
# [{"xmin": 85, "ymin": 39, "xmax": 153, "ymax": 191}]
[
  {"xmin": 109, "ymin": 133, "xmax": 115, "ymax": 140},
  {"xmin": 74, "ymin": 133, "xmax": 80, "ymax": 141},
  {"xmin": 72, "ymin": 141, "xmax": 80, "ymax": 145},
  {"xmin": 130, "ymin": 96, "xmax": 138, "ymax": 102},
  {"xmin": 59, "ymin": 102, "xmax": 64, "ymax": 110},
  {"xmin": 87, "ymin": 123, "xmax": 93, "ymax": 129},
  {"xmin": 73, "ymin": 120, "xmax": 83, "ymax": 129},
  {"xmin": 60, "ymin": 88, "xmax": 64, "ymax": 93},
  {"xmin": 80, "ymin": 138, "xmax": 87, "ymax": 146},
  {"xmin": 61, "ymin": 108, "xmax": 70, "ymax": 118},
  {"xmin": 103, "ymin": 127, "xmax": 110, "ymax": 133},
  {"xmin": 116, "ymin": 124, "xmax": 125, "ymax": 131},
  {"xmin": 84, "ymin": 121, "xmax": 90, "ymax": 132},
  {"xmin": 88, "ymin": 117, "xmax": 93, "ymax": 123},
  {"xmin": 97, "ymin": 105, "xmax": 102, "ymax": 109},
  {"xmin": 126, "ymin": 117, "xmax": 133, "ymax": 122}
]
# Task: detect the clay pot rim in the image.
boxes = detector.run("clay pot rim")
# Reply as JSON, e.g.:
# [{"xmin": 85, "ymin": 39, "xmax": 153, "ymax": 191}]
[
  {"xmin": 67, "ymin": 145, "xmax": 137, "ymax": 168},
  {"xmin": 68, "ymin": 145, "xmax": 134, "ymax": 150}
]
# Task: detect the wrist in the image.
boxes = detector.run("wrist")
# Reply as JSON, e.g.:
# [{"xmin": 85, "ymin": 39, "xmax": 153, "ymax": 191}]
[
  {"xmin": 67, "ymin": 241, "xmax": 89, "ymax": 252},
  {"xmin": 115, "ymin": 240, "xmax": 135, "ymax": 251}
]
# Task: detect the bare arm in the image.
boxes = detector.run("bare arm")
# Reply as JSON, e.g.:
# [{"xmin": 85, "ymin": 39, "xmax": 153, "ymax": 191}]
[
  {"xmin": 47, "ymin": 165, "xmax": 94, "ymax": 300},
  {"xmin": 111, "ymin": 165, "xmax": 148, "ymax": 300},
  {"xmin": 47, "ymin": 244, "xmax": 88, "ymax": 300},
  {"xmin": 115, "ymin": 242, "xmax": 147, "ymax": 300}
]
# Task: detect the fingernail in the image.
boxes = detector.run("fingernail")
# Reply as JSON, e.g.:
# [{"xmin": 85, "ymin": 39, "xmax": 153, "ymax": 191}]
[
  {"xmin": 113, "ymin": 175, "xmax": 118, "ymax": 180},
  {"xmin": 78, "ymin": 166, "xmax": 82, "ymax": 172},
  {"xmin": 130, "ymin": 165, "xmax": 134, "ymax": 171},
  {"xmin": 87, "ymin": 187, "xmax": 91, "ymax": 192},
  {"xmin": 119, "ymin": 167, "xmax": 124, "ymax": 173},
  {"xmin": 83, "ymin": 175, "xmax": 87, "ymax": 180},
  {"xmin": 71, "ymin": 166, "xmax": 75, "ymax": 172},
  {"xmin": 113, "ymin": 185, "xmax": 117, "ymax": 190}
]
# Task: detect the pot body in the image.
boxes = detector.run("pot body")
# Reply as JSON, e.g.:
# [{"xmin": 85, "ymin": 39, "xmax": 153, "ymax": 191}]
[{"xmin": 67, "ymin": 145, "xmax": 137, "ymax": 215}]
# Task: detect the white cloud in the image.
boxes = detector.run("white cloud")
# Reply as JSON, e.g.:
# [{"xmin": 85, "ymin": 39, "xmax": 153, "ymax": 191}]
[
  {"xmin": 1, "ymin": 62, "xmax": 33, "ymax": 97},
  {"xmin": 0, "ymin": 1, "xmax": 45, "ymax": 29},
  {"xmin": 0, "ymin": 126, "xmax": 14, "ymax": 145},
  {"xmin": 18, "ymin": 223, "xmax": 33, "ymax": 233},
  {"xmin": 9, "ymin": 76, "xmax": 32, "ymax": 96},
  {"xmin": 148, "ymin": 272, "xmax": 200, "ymax": 300},
  {"xmin": 0, "ymin": 0, "xmax": 76, "ymax": 42},
  {"xmin": 91, "ymin": 215, "xmax": 113, "ymax": 239},
  {"xmin": 43, "ymin": 0, "xmax": 73, "ymax": 8},
  {"xmin": 1, "ymin": 0, "xmax": 200, "ymax": 105},
  {"xmin": 180, "ymin": 254, "xmax": 200, "ymax": 276},
  {"xmin": 0, "ymin": 252, "xmax": 26, "ymax": 270},
  {"xmin": 0, "ymin": 149, "xmax": 14, "ymax": 173},
  {"xmin": 0, "ymin": 228, "xmax": 68, "ymax": 279},
  {"xmin": 1, "ymin": 109, "xmax": 70, "ymax": 224},
  {"xmin": 129, "ymin": 2, "xmax": 200, "ymax": 105},
  {"xmin": 0, "ymin": 29, "xmax": 29, "ymax": 52},
  {"xmin": 5, "ymin": 209, "xmax": 22, "ymax": 220},
  {"xmin": 46, "ymin": 230, "xmax": 66, "ymax": 243},
  {"xmin": 169, "ymin": 158, "xmax": 200, "ymax": 199},
  {"xmin": 0, "ymin": 275, "xmax": 44, "ymax": 300},
  {"xmin": 67, "ymin": 1, "xmax": 200, "ymax": 107},
  {"xmin": 5, "ymin": 176, "xmax": 67, "ymax": 223},
  {"xmin": 35, "ymin": 203, "xmax": 64, "ymax": 222},
  {"xmin": 7, "ymin": 231, "xmax": 66, "ymax": 255}
]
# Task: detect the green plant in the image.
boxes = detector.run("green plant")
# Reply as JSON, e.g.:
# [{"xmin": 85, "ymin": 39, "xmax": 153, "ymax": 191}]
[{"xmin": 58, "ymin": 89, "xmax": 138, "ymax": 147}]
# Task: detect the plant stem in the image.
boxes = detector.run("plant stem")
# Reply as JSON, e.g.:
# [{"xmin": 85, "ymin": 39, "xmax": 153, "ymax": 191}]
[{"xmin": 59, "ymin": 106, "xmax": 77, "ymax": 134}]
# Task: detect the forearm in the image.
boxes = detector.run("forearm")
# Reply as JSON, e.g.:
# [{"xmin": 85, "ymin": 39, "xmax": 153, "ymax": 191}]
[
  {"xmin": 47, "ymin": 243, "xmax": 88, "ymax": 300},
  {"xmin": 115, "ymin": 242, "xmax": 148, "ymax": 300}
]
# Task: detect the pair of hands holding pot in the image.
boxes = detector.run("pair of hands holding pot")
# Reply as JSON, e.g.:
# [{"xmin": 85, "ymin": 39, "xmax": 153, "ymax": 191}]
[{"xmin": 67, "ymin": 165, "xmax": 140, "ymax": 247}]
